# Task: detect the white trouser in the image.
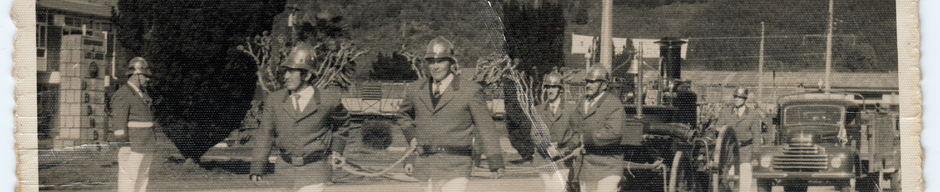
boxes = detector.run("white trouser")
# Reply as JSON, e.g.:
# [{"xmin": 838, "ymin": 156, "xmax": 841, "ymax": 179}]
[
  {"xmin": 118, "ymin": 146, "xmax": 153, "ymax": 192},
  {"xmin": 424, "ymin": 177, "xmax": 469, "ymax": 192},
  {"xmin": 297, "ymin": 183, "xmax": 325, "ymax": 192},
  {"xmin": 539, "ymin": 169, "xmax": 570, "ymax": 192},
  {"xmin": 581, "ymin": 175, "xmax": 622, "ymax": 192}
]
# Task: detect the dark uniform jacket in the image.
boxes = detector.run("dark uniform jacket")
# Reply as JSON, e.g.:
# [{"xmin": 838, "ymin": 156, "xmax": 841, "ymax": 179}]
[
  {"xmin": 713, "ymin": 105, "xmax": 762, "ymax": 146},
  {"xmin": 110, "ymin": 84, "xmax": 156, "ymax": 153},
  {"xmin": 250, "ymin": 86, "xmax": 347, "ymax": 175},
  {"xmin": 399, "ymin": 75, "xmax": 504, "ymax": 170},
  {"xmin": 570, "ymin": 92, "xmax": 630, "ymax": 182},
  {"xmin": 572, "ymin": 93, "xmax": 627, "ymax": 149},
  {"xmin": 532, "ymin": 100, "xmax": 579, "ymax": 156}
]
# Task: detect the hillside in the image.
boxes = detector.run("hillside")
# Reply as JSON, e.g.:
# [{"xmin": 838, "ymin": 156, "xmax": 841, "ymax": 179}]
[{"xmin": 562, "ymin": 0, "xmax": 897, "ymax": 72}]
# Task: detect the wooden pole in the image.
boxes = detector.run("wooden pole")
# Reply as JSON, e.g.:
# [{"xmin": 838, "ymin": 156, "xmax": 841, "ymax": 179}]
[
  {"xmin": 824, "ymin": 0, "xmax": 834, "ymax": 94},
  {"xmin": 758, "ymin": 22, "xmax": 765, "ymax": 102},
  {"xmin": 599, "ymin": 0, "xmax": 613, "ymax": 71},
  {"xmin": 636, "ymin": 44, "xmax": 644, "ymax": 119}
]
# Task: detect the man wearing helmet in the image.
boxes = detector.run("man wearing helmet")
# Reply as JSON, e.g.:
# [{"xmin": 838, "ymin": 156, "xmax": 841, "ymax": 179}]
[
  {"xmin": 531, "ymin": 70, "xmax": 580, "ymax": 192},
  {"xmin": 248, "ymin": 42, "xmax": 347, "ymax": 192},
  {"xmin": 111, "ymin": 57, "xmax": 156, "ymax": 192},
  {"xmin": 713, "ymin": 88, "xmax": 763, "ymax": 152},
  {"xmin": 710, "ymin": 87, "xmax": 764, "ymax": 190},
  {"xmin": 572, "ymin": 67, "xmax": 627, "ymax": 192},
  {"xmin": 398, "ymin": 36, "xmax": 504, "ymax": 192}
]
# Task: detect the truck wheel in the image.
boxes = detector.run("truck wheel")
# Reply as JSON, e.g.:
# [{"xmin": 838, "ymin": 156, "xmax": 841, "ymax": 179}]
[
  {"xmin": 856, "ymin": 173, "xmax": 879, "ymax": 192},
  {"xmin": 783, "ymin": 180, "xmax": 808, "ymax": 192},
  {"xmin": 756, "ymin": 179, "xmax": 773, "ymax": 192}
]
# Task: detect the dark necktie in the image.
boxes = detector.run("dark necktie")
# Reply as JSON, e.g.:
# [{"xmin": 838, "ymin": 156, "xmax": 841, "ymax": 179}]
[{"xmin": 431, "ymin": 81, "xmax": 441, "ymax": 107}]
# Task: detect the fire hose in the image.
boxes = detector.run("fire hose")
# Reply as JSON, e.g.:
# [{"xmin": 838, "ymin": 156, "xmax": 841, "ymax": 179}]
[{"xmin": 329, "ymin": 138, "xmax": 419, "ymax": 181}]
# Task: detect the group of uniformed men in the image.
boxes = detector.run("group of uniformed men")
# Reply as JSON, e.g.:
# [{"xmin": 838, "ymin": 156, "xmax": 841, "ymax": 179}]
[{"xmin": 108, "ymin": 36, "xmax": 763, "ymax": 192}]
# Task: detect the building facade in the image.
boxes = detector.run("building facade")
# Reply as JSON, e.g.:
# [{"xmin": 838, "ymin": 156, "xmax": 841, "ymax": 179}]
[{"xmin": 37, "ymin": 0, "xmax": 120, "ymax": 149}]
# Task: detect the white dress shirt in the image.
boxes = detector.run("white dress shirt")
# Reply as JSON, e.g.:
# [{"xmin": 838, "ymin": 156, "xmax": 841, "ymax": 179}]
[
  {"xmin": 583, "ymin": 92, "xmax": 606, "ymax": 113},
  {"xmin": 432, "ymin": 74, "xmax": 455, "ymax": 95},
  {"xmin": 292, "ymin": 85, "xmax": 316, "ymax": 112},
  {"xmin": 548, "ymin": 98, "xmax": 561, "ymax": 115}
]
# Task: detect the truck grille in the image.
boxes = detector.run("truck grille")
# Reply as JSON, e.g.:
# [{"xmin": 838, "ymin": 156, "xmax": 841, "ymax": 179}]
[{"xmin": 772, "ymin": 143, "xmax": 827, "ymax": 171}]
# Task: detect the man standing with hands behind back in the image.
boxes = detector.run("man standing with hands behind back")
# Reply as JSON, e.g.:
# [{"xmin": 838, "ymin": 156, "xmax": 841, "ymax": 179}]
[
  {"xmin": 111, "ymin": 57, "xmax": 156, "ymax": 192},
  {"xmin": 399, "ymin": 36, "xmax": 504, "ymax": 192}
]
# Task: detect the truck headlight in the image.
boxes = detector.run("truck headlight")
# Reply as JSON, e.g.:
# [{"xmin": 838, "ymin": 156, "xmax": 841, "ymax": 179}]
[
  {"xmin": 830, "ymin": 155, "xmax": 844, "ymax": 169},
  {"xmin": 760, "ymin": 155, "xmax": 773, "ymax": 168}
]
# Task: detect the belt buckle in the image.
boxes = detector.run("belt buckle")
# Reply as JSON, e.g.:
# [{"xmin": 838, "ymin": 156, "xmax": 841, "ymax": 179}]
[{"xmin": 291, "ymin": 156, "xmax": 304, "ymax": 166}]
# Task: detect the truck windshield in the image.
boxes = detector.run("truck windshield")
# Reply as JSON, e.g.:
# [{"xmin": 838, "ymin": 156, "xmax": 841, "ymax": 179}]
[{"xmin": 783, "ymin": 105, "xmax": 844, "ymax": 126}]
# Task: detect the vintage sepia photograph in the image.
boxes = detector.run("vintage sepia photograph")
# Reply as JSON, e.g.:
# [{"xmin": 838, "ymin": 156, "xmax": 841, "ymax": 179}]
[{"xmin": 17, "ymin": 0, "xmax": 917, "ymax": 191}]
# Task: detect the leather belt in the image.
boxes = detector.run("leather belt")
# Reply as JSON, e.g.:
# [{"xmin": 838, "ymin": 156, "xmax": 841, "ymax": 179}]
[
  {"xmin": 583, "ymin": 145, "xmax": 622, "ymax": 156},
  {"xmin": 419, "ymin": 145, "xmax": 472, "ymax": 156},
  {"xmin": 127, "ymin": 121, "xmax": 154, "ymax": 128},
  {"xmin": 280, "ymin": 150, "xmax": 329, "ymax": 166}
]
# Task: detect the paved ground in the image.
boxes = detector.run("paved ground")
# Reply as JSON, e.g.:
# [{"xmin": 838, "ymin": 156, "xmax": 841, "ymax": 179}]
[
  {"xmin": 38, "ymin": 137, "xmax": 847, "ymax": 192},
  {"xmin": 44, "ymin": 178, "xmax": 841, "ymax": 192}
]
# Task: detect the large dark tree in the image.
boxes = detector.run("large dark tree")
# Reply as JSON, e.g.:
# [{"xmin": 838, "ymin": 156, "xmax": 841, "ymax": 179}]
[
  {"xmin": 498, "ymin": 0, "xmax": 567, "ymax": 161},
  {"xmin": 501, "ymin": 1, "xmax": 567, "ymax": 81},
  {"xmin": 115, "ymin": 0, "xmax": 285, "ymax": 160}
]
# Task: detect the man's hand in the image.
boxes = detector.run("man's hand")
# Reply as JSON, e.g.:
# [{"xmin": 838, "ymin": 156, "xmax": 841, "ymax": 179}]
[
  {"xmin": 547, "ymin": 143, "xmax": 560, "ymax": 159},
  {"xmin": 404, "ymin": 163, "xmax": 414, "ymax": 175},
  {"xmin": 249, "ymin": 174, "xmax": 263, "ymax": 182}
]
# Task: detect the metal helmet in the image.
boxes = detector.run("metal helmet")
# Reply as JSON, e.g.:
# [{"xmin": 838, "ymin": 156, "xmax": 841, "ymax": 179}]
[
  {"xmin": 125, "ymin": 57, "xmax": 152, "ymax": 77},
  {"xmin": 281, "ymin": 41, "xmax": 317, "ymax": 72},
  {"xmin": 424, "ymin": 36, "xmax": 457, "ymax": 63},
  {"xmin": 733, "ymin": 88, "xmax": 749, "ymax": 98},
  {"xmin": 543, "ymin": 70, "xmax": 564, "ymax": 86},
  {"xmin": 584, "ymin": 67, "xmax": 609, "ymax": 82}
]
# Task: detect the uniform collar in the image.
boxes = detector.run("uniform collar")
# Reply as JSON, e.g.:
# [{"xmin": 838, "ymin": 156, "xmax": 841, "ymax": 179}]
[{"xmin": 291, "ymin": 85, "xmax": 315, "ymax": 99}]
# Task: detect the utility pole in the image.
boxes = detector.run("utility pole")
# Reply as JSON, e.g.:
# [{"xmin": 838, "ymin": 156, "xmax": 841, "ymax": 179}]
[
  {"xmin": 599, "ymin": 0, "xmax": 613, "ymax": 71},
  {"xmin": 758, "ymin": 22, "xmax": 765, "ymax": 102},
  {"xmin": 824, "ymin": 0, "xmax": 834, "ymax": 94}
]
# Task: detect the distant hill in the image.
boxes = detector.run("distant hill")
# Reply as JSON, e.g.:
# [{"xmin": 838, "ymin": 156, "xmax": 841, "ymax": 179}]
[{"xmin": 562, "ymin": 0, "xmax": 896, "ymax": 72}]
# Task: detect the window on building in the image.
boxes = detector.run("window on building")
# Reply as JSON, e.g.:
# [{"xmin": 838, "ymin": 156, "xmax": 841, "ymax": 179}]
[
  {"xmin": 37, "ymin": 12, "xmax": 47, "ymax": 24},
  {"xmin": 37, "ymin": 25, "xmax": 46, "ymax": 48},
  {"xmin": 100, "ymin": 22, "xmax": 111, "ymax": 31},
  {"xmin": 64, "ymin": 17, "xmax": 78, "ymax": 27},
  {"xmin": 859, "ymin": 92, "xmax": 884, "ymax": 100}
]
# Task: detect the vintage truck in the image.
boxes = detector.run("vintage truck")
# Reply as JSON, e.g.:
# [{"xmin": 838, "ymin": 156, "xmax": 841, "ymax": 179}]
[{"xmin": 748, "ymin": 92, "xmax": 900, "ymax": 192}]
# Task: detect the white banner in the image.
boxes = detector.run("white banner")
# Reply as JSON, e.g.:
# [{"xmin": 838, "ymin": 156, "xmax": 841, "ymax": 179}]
[
  {"xmin": 571, "ymin": 33, "xmax": 595, "ymax": 54},
  {"xmin": 572, "ymin": 33, "xmax": 630, "ymax": 55}
]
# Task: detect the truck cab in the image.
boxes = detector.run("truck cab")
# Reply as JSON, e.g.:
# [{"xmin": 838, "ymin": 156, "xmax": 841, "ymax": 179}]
[{"xmin": 752, "ymin": 92, "xmax": 861, "ymax": 192}]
